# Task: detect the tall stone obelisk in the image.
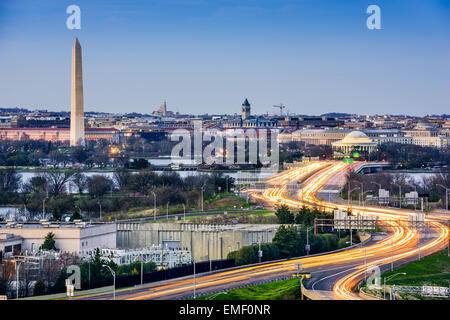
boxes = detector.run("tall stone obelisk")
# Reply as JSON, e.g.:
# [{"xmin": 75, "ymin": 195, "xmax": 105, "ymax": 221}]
[{"xmin": 70, "ymin": 37, "xmax": 85, "ymax": 146}]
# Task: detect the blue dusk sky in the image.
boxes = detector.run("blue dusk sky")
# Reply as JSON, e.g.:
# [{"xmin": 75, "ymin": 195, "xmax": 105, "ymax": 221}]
[{"xmin": 0, "ymin": 0, "xmax": 449, "ymax": 116}]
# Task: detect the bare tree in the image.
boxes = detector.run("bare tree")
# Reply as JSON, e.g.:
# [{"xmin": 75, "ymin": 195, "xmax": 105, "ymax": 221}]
[
  {"xmin": 39, "ymin": 169, "xmax": 75, "ymax": 196},
  {"xmin": 71, "ymin": 170, "xmax": 88, "ymax": 194}
]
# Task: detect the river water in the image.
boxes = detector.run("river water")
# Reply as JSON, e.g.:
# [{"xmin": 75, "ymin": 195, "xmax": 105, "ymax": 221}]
[{"xmin": 0, "ymin": 171, "xmax": 439, "ymax": 221}]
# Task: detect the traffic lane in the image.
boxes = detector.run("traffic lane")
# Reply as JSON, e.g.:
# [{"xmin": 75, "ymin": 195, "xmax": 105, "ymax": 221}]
[
  {"xmin": 72, "ymin": 236, "xmax": 387, "ymax": 300},
  {"xmin": 305, "ymin": 231, "xmax": 438, "ymax": 292}
]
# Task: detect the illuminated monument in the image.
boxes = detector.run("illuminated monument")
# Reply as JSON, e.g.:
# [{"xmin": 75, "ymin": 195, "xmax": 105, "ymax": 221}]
[{"xmin": 70, "ymin": 37, "xmax": 85, "ymax": 146}]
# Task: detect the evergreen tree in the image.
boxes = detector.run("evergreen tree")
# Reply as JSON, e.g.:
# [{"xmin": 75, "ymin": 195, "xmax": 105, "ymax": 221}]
[
  {"xmin": 275, "ymin": 204, "xmax": 295, "ymax": 224},
  {"xmin": 40, "ymin": 232, "xmax": 57, "ymax": 251}
]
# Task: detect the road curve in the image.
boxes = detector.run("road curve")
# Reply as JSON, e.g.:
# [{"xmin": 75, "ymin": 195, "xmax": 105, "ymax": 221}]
[{"xmin": 73, "ymin": 162, "xmax": 449, "ymax": 300}]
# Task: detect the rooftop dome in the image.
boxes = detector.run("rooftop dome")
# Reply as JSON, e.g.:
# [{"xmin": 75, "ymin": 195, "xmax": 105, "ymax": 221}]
[
  {"xmin": 415, "ymin": 119, "xmax": 434, "ymax": 129},
  {"xmin": 341, "ymin": 131, "xmax": 373, "ymax": 143}
]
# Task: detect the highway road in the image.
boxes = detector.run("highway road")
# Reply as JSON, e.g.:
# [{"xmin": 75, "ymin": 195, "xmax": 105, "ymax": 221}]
[{"xmin": 72, "ymin": 161, "xmax": 449, "ymax": 300}]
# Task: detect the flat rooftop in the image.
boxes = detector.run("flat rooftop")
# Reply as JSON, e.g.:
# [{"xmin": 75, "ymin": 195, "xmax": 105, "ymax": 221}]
[{"xmin": 0, "ymin": 222, "xmax": 114, "ymax": 229}]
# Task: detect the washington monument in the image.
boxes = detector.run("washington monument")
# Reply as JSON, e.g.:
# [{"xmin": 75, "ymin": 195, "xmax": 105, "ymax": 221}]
[{"xmin": 70, "ymin": 37, "xmax": 85, "ymax": 146}]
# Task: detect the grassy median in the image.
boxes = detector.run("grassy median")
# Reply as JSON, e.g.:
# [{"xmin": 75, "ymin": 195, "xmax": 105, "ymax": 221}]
[
  {"xmin": 195, "ymin": 279, "xmax": 301, "ymax": 300},
  {"xmin": 382, "ymin": 251, "xmax": 450, "ymax": 288}
]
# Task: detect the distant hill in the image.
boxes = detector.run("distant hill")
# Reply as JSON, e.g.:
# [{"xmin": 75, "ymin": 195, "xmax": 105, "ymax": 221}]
[{"xmin": 320, "ymin": 112, "xmax": 352, "ymax": 118}]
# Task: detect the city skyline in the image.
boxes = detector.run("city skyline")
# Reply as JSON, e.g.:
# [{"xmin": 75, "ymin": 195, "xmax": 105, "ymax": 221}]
[{"xmin": 0, "ymin": 0, "xmax": 449, "ymax": 116}]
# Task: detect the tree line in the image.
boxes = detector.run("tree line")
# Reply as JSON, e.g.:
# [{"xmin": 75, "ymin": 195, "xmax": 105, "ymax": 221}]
[
  {"xmin": 227, "ymin": 205, "xmax": 358, "ymax": 266},
  {"xmin": 0, "ymin": 166, "xmax": 234, "ymax": 220}
]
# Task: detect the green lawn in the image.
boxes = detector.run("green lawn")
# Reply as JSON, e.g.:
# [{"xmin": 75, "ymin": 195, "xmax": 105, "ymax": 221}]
[
  {"xmin": 195, "ymin": 279, "xmax": 300, "ymax": 300},
  {"xmin": 363, "ymin": 251, "xmax": 450, "ymax": 300},
  {"xmin": 382, "ymin": 251, "xmax": 450, "ymax": 288}
]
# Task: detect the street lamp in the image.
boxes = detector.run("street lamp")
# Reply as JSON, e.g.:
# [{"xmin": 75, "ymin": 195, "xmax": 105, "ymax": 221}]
[
  {"xmin": 392, "ymin": 183, "xmax": 402, "ymax": 208},
  {"xmin": 166, "ymin": 202, "xmax": 170, "ymax": 222},
  {"xmin": 348, "ymin": 186, "xmax": 360, "ymax": 207},
  {"xmin": 370, "ymin": 181, "xmax": 381, "ymax": 192},
  {"xmin": 151, "ymin": 191, "xmax": 157, "ymax": 220},
  {"xmin": 191, "ymin": 257, "xmax": 196, "ymax": 299},
  {"xmin": 201, "ymin": 184, "xmax": 205, "ymax": 212},
  {"xmin": 42, "ymin": 197, "xmax": 48, "ymax": 220},
  {"xmin": 384, "ymin": 272, "xmax": 406, "ymax": 300},
  {"xmin": 407, "ymin": 183, "xmax": 418, "ymax": 210},
  {"xmin": 102, "ymin": 265, "xmax": 116, "ymax": 300},
  {"xmin": 305, "ymin": 227, "xmax": 312, "ymax": 255},
  {"xmin": 370, "ymin": 182, "xmax": 382, "ymax": 206},
  {"xmin": 437, "ymin": 184, "xmax": 449, "ymax": 211},
  {"xmin": 97, "ymin": 201, "xmax": 102, "ymax": 220},
  {"xmin": 15, "ymin": 260, "xmax": 24, "ymax": 299},
  {"xmin": 362, "ymin": 190, "xmax": 373, "ymax": 207},
  {"xmin": 355, "ymin": 181, "xmax": 364, "ymax": 206},
  {"xmin": 140, "ymin": 253, "xmax": 144, "ymax": 285}
]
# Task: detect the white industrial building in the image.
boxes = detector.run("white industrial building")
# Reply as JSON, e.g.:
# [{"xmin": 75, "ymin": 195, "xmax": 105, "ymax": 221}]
[
  {"xmin": 94, "ymin": 246, "xmax": 192, "ymax": 268},
  {"xmin": 0, "ymin": 220, "xmax": 116, "ymax": 256}
]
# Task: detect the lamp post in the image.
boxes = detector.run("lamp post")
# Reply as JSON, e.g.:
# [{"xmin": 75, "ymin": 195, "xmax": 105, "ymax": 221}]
[
  {"xmin": 384, "ymin": 272, "xmax": 406, "ymax": 300},
  {"xmin": 42, "ymin": 197, "xmax": 48, "ymax": 220},
  {"xmin": 348, "ymin": 186, "xmax": 360, "ymax": 208},
  {"xmin": 140, "ymin": 254, "xmax": 144, "ymax": 285},
  {"xmin": 305, "ymin": 227, "xmax": 312, "ymax": 255},
  {"xmin": 370, "ymin": 181, "xmax": 381, "ymax": 192},
  {"xmin": 370, "ymin": 182, "xmax": 382, "ymax": 206},
  {"xmin": 201, "ymin": 184, "xmax": 205, "ymax": 212},
  {"xmin": 191, "ymin": 257, "xmax": 196, "ymax": 298},
  {"xmin": 361, "ymin": 190, "xmax": 372, "ymax": 209},
  {"xmin": 102, "ymin": 265, "xmax": 116, "ymax": 300},
  {"xmin": 391, "ymin": 237, "xmax": 394, "ymax": 271},
  {"xmin": 97, "ymin": 201, "xmax": 102, "ymax": 220},
  {"xmin": 166, "ymin": 202, "xmax": 170, "ymax": 222},
  {"xmin": 437, "ymin": 184, "xmax": 449, "ymax": 211},
  {"xmin": 393, "ymin": 183, "xmax": 402, "ymax": 208},
  {"xmin": 151, "ymin": 191, "xmax": 157, "ymax": 220},
  {"xmin": 182, "ymin": 203, "xmax": 186, "ymax": 221},
  {"xmin": 355, "ymin": 181, "xmax": 363, "ymax": 206},
  {"xmin": 407, "ymin": 183, "xmax": 418, "ymax": 210},
  {"xmin": 75, "ymin": 205, "xmax": 82, "ymax": 219},
  {"xmin": 15, "ymin": 260, "xmax": 23, "ymax": 299}
]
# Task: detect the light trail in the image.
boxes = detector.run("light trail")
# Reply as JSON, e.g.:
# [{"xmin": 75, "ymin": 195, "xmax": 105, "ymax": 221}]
[
  {"xmin": 77, "ymin": 161, "xmax": 448, "ymax": 300},
  {"xmin": 249, "ymin": 161, "xmax": 449, "ymax": 300}
]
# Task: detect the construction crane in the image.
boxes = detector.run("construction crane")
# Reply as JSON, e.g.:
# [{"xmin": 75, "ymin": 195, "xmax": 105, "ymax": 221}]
[{"xmin": 272, "ymin": 104, "xmax": 286, "ymax": 116}]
